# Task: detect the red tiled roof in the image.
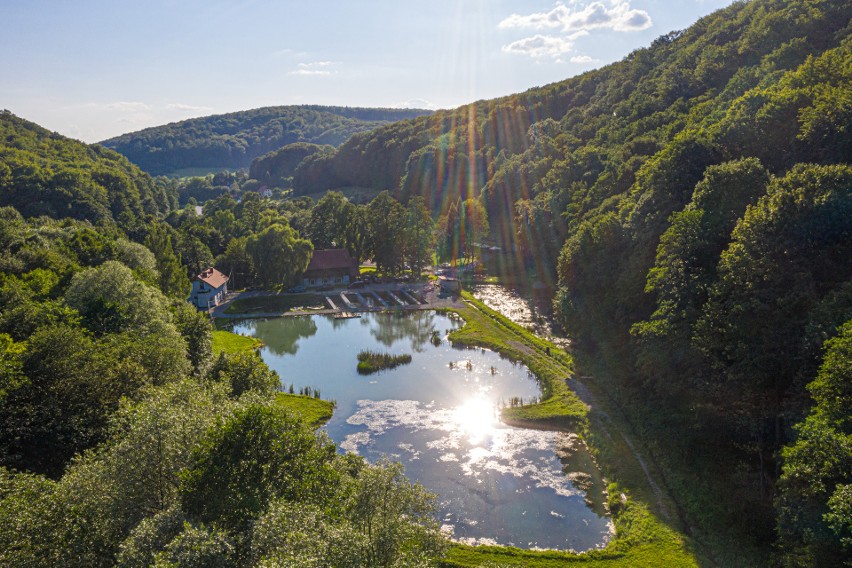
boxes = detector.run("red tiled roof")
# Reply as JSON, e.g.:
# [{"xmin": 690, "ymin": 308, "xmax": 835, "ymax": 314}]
[
  {"xmin": 305, "ymin": 249, "xmax": 356, "ymax": 272},
  {"xmin": 197, "ymin": 267, "xmax": 229, "ymax": 288}
]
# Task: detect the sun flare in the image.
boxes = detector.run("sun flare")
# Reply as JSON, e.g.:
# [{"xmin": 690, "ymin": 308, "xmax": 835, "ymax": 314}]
[{"xmin": 452, "ymin": 395, "xmax": 498, "ymax": 445}]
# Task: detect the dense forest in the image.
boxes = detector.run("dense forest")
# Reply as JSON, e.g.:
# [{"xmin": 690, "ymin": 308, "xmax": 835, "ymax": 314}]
[
  {"xmin": 100, "ymin": 105, "xmax": 433, "ymax": 176},
  {"xmin": 1, "ymin": 0, "xmax": 851, "ymax": 565}
]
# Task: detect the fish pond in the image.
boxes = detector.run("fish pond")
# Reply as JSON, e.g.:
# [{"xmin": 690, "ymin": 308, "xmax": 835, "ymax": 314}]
[{"xmin": 231, "ymin": 310, "xmax": 611, "ymax": 550}]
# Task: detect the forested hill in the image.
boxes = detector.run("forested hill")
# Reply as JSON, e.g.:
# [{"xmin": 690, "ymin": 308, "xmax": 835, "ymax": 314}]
[
  {"xmin": 0, "ymin": 110, "xmax": 177, "ymax": 231},
  {"xmin": 100, "ymin": 105, "xmax": 433, "ymax": 175},
  {"xmin": 288, "ymin": 0, "xmax": 852, "ymax": 564}
]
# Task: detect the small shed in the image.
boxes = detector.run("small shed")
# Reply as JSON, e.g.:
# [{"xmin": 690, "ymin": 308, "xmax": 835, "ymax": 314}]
[
  {"xmin": 190, "ymin": 267, "xmax": 229, "ymax": 309},
  {"xmin": 302, "ymin": 249, "xmax": 359, "ymax": 288}
]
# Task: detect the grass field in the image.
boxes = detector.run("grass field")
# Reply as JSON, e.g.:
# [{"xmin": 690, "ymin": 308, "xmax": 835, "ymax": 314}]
[
  {"xmin": 223, "ymin": 293, "xmax": 326, "ymax": 314},
  {"xmin": 274, "ymin": 393, "xmax": 335, "ymax": 427},
  {"xmin": 212, "ymin": 330, "xmax": 263, "ymax": 355}
]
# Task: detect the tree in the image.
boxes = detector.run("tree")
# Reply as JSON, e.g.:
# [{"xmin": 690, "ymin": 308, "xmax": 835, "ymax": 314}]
[
  {"xmin": 0, "ymin": 325, "xmax": 111, "ymax": 476},
  {"xmin": 64, "ymin": 261, "xmax": 175, "ymax": 337},
  {"xmin": 367, "ymin": 192, "xmax": 406, "ymax": 274},
  {"xmin": 403, "ymin": 196, "xmax": 434, "ymax": 277},
  {"xmin": 776, "ymin": 321, "xmax": 852, "ymax": 567},
  {"xmin": 436, "ymin": 198, "xmax": 489, "ymax": 264},
  {"xmin": 214, "ymin": 236, "xmax": 253, "ymax": 290},
  {"xmin": 145, "ymin": 224, "xmax": 190, "ymax": 299},
  {"xmin": 170, "ymin": 301, "xmax": 213, "ymax": 377},
  {"xmin": 696, "ymin": 165, "xmax": 852, "ymax": 454},
  {"xmin": 343, "ymin": 204, "xmax": 372, "ymax": 267},
  {"xmin": 22, "ymin": 380, "xmax": 237, "ymax": 567},
  {"xmin": 307, "ymin": 191, "xmax": 353, "ymax": 249},
  {"xmin": 245, "ymin": 223, "xmax": 313, "ymax": 288},
  {"xmin": 251, "ymin": 460, "xmax": 446, "ymax": 567},
  {"xmin": 347, "ymin": 459, "xmax": 446, "ymax": 567},
  {"xmin": 631, "ymin": 158, "xmax": 770, "ymax": 401},
  {"xmin": 207, "ymin": 351, "xmax": 279, "ymax": 397},
  {"xmin": 179, "ymin": 403, "xmax": 339, "ymax": 538}
]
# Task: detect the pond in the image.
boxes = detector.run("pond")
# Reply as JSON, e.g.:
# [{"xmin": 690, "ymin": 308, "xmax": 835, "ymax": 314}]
[
  {"xmin": 471, "ymin": 282, "xmax": 569, "ymax": 349},
  {"xmin": 231, "ymin": 311, "xmax": 612, "ymax": 551}
]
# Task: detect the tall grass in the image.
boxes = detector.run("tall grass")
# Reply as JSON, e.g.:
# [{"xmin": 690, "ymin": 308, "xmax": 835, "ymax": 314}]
[{"xmin": 356, "ymin": 350, "xmax": 412, "ymax": 374}]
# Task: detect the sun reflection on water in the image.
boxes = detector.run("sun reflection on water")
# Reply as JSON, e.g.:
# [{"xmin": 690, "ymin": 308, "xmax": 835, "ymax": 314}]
[{"xmin": 452, "ymin": 395, "xmax": 499, "ymax": 445}]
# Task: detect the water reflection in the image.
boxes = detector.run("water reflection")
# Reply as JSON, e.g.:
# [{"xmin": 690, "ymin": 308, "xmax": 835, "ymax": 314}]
[
  {"xmin": 368, "ymin": 310, "xmax": 437, "ymax": 351},
  {"xmin": 236, "ymin": 316, "xmax": 317, "ymax": 355},
  {"xmin": 472, "ymin": 283, "xmax": 569, "ymax": 348},
  {"xmin": 452, "ymin": 395, "xmax": 498, "ymax": 445}
]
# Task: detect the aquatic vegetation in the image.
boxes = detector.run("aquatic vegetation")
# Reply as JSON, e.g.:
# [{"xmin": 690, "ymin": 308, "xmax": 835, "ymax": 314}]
[{"xmin": 356, "ymin": 350, "xmax": 412, "ymax": 374}]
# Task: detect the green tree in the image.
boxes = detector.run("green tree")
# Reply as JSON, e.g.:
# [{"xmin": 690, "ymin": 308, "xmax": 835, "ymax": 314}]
[
  {"xmin": 179, "ymin": 403, "xmax": 339, "ymax": 538},
  {"xmin": 436, "ymin": 198, "xmax": 489, "ymax": 264},
  {"xmin": 776, "ymin": 321, "xmax": 852, "ymax": 567},
  {"xmin": 170, "ymin": 301, "xmax": 213, "ymax": 377},
  {"xmin": 367, "ymin": 192, "xmax": 406, "ymax": 274},
  {"xmin": 145, "ymin": 224, "xmax": 190, "ymax": 299},
  {"xmin": 403, "ymin": 196, "xmax": 435, "ymax": 277},
  {"xmin": 207, "ymin": 351, "xmax": 279, "ymax": 398},
  {"xmin": 696, "ymin": 164, "xmax": 852, "ymax": 454},
  {"xmin": 245, "ymin": 223, "xmax": 313, "ymax": 288},
  {"xmin": 64, "ymin": 260, "xmax": 175, "ymax": 337},
  {"xmin": 307, "ymin": 190, "xmax": 353, "ymax": 249}
]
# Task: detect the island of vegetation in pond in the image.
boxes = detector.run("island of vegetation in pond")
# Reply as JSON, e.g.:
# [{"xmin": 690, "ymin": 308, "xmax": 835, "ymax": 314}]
[{"xmin": 356, "ymin": 350, "xmax": 412, "ymax": 374}]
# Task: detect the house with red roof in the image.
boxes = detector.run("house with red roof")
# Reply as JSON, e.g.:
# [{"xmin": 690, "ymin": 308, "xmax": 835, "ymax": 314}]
[
  {"xmin": 189, "ymin": 267, "xmax": 229, "ymax": 309},
  {"xmin": 302, "ymin": 249, "xmax": 359, "ymax": 288}
]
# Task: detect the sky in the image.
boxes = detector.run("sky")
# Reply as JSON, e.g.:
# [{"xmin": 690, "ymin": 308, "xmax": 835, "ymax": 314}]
[{"xmin": 0, "ymin": 0, "xmax": 735, "ymax": 143}]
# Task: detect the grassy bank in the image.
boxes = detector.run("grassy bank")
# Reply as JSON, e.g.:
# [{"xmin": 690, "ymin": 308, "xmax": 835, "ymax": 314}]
[
  {"xmin": 212, "ymin": 330, "xmax": 263, "ymax": 355},
  {"xmin": 442, "ymin": 488, "xmax": 696, "ymax": 567},
  {"xmin": 274, "ymin": 393, "xmax": 335, "ymax": 427},
  {"xmin": 441, "ymin": 293, "xmax": 699, "ymax": 567}
]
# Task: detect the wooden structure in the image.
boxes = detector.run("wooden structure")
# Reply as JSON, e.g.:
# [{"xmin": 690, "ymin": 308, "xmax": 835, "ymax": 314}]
[{"xmin": 302, "ymin": 249, "xmax": 359, "ymax": 288}]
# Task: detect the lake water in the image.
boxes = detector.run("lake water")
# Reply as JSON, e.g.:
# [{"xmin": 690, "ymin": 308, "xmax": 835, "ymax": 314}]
[{"xmin": 232, "ymin": 310, "xmax": 611, "ymax": 550}]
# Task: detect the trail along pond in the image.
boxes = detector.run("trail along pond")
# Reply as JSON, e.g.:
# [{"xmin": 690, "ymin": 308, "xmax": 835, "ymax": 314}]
[{"xmin": 232, "ymin": 310, "xmax": 612, "ymax": 550}]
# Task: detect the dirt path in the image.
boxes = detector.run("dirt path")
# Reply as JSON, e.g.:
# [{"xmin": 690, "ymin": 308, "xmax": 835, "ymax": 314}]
[{"xmin": 567, "ymin": 377, "xmax": 673, "ymax": 523}]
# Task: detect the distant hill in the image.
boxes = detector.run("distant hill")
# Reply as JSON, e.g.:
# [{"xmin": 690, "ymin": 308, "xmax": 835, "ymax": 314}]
[
  {"xmin": 99, "ymin": 105, "xmax": 433, "ymax": 176},
  {"xmin": 0, "ymin": 110, "xmax": 176, "ymax": 229}
]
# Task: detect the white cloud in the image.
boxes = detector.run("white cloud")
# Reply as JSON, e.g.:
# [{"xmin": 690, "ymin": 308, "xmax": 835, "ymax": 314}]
[
  {"xmin": 105, "ymin": 101, "xmax": 151, "ymax": 112},
  {"xmin": 289, "ymin": 61, "xmax": 340, "ymax": 76},
  {"xmin": 166, "ymin": 103, "xmax": 213, "ymax": 113},
  {"xmin": 502, "ymin": 34, "xmax": 576, "ymax": 59},
  {"xmin": 393, "ymin": 98, "xmax": 440, "ymax": 111},
  {"xmin": 499, "ymin": 1, "xmax": 652, "ymax": 33},
  {"xmin": 570, "ymin": 55, "xmax": 599, "ymax": 63}
]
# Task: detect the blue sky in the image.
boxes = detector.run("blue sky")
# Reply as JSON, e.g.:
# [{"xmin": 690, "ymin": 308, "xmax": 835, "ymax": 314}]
[{"xmin": 1, "ymin": 1, "xmax": 734, "ymax": 143}]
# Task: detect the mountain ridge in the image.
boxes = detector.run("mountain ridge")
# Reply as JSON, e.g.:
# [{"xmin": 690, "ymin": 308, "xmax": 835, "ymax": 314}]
[{"xmin": 100, "ymin": 104, "xmax": 434, "ymax": 176}]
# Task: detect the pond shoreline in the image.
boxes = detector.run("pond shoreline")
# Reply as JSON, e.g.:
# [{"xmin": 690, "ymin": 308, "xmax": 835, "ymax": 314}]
[{"xmin": 216, "ymin": 286, "xmax": 699, "ymax": 566}]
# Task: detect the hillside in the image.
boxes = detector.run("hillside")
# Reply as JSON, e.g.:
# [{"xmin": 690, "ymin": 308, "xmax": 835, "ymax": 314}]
[
  {"xmin": 100, "ymin": 105, "xmax": 433, "ymax": 176},
  {"xmin": 0, "ymin": 110, "xmax": 176, "ymax": 230},
  {"xmin": 284, "ymin": 0, "xmax": 852, "ymax": 563}
]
